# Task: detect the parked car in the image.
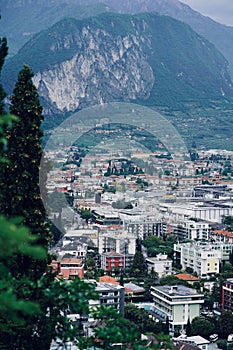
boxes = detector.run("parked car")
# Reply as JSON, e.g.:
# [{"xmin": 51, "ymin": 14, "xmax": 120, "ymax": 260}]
[{"xmin": 209, "ymin": 334, "xmax": 218, "ymax": 342}]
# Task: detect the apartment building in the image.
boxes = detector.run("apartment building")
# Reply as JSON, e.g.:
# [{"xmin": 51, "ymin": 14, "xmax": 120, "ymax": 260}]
[
  {"xmin": 101, "ymin": 251, "xmax": 125, "ymax": 271},
  {"xmin": 124, "ymin": 219, "xmax": 163, "ymax": 240},
  {"xmin": 146, "ymin": 254, "xmax": 172, "ymax": 277},
  {"xmin": 95, "ymin": 282, "xmax": 125, "ymax": 313},
  {"xmin": 92, "ymin": 209, "xmax": 122, "ymax": 226},
  {"xmin": 175, "ymin": 242, "xmax": 233, "ymax": 276},
  {"xmin": 165, "ymin": 219, "xmax": 210, "ymax": 241},
  {"xmin": 98, "ymin": 227, "xmax": 136, "ymax": 255},
  {"xmin": 151, "ymin": 285, "xmax": 204, "ymax": 331},
  {"xmin": 222, "ymin": 279, "xmax": 233, "ymax": 311},
  {"xmin": 211, "ymin": 229, "xmax": 233, "ymax": 244},
  {"xmin": 174, "ymin": 242, "xmax": 221, "ymax": 278}
]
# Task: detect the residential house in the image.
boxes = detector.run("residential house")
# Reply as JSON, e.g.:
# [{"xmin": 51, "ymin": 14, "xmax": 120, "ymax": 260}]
[
  {"xmin": 174, "ymin": 335, "xmax": 210, "ymax": 350},
  {"xmin": 175, "ymin": 274, "xmax": 200, "ymax": 286},
  {"xmin": 59, "ymin": 257, "xmax": 84, "ymax": 279}
]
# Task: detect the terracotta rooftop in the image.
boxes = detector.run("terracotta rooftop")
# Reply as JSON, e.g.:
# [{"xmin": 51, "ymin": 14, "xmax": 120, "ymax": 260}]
[
  {"xmin": 213, "ymin": 230, "xmax": 233, "ymax": 238},
  {"xmin": 99, "ymin": 276, "xmax": 119, "ymax": 285},
  {"xmin": 175, "ymin": 273, "xmax": 200, "ymax": 282},
  {"xmin": 60, "ymin": 257, "xmax": 83, "ymax": 265},
  {"xmin": 104, "ymin": 251, "xmax": 124, "ymax": 257}
]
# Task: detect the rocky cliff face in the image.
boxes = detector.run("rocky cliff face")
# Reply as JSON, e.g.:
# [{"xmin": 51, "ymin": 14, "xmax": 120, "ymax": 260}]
[
  {"xmin": 3, "ymin": 13, "xmax": 233, "ymax": 114},
  {"xmin": 33, "ymin": 27, "xmax": 154, "ymax": 113}
]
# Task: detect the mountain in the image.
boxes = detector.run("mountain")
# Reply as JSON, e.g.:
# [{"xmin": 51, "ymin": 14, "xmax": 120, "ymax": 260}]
[
  {"xmin": 106, "ymin": 0, "xmax": 233, "ymax": 80},
  {"xmin": 2, "ymin": 0, "xmax": 233, "ymax": 80},
  {"xmin": 0, "ymin": 0, "xmax": 112, "ymax": 56},
  {"xmin": 2, "ymin": 12, "xmax": 232, "ymax": 115}
]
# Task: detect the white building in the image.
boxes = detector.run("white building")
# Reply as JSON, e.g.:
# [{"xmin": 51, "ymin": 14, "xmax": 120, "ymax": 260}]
[
  {"xmin": 159, "ymin": 201, "xmax": 233, "ymax": 223},
  {"xmin": 151, "ymin": 285, "xmax": 204, "ymax": 331},
  {"xmin": 92, "ymin": 282, "xmax": 125, "ymax": 313},
  {"xmin": 124, "ymin": 219, "xmax": 162, "ymax": 240},
  {"xmin": 173, "ymin": 335, "xmax": 210, "ymax": 350},
  {"xmin": 174, "ymin": 242, "xmax": 233, "ymax": 278},
  {"xmin": 63, "ymin": 228, "xmax": 99, "ymax": 247},
  {"xmin": 165, "ymin": 219, "xmax": 210, "ymax": 241},
  {"xmin": 58, "ymin": 241, "xmax": 88, "ymax": 258},
  {"xmin": 146, "ymin": 254, "xmax": 172, "ymax": 277},
  {"xmin": 98, "ymin": 228, "xmax": 136, "ymax": 255}
]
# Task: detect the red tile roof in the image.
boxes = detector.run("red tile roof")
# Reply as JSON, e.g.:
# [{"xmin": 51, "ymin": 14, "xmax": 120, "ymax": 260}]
[
  {"xmin": 175, "ymin": 273, "xmax": 200, "ymax": 282},
  {"xmin": 61, "ymin": 257, "xmax": 83, "ymax": 265},
  {"xmin": 213, "ymin": 230, "xmax": 233, "ymax": 238},
  {"xmin": 99, "ymin": 276, "xmax": 119, "ymax": 285},
  {"xmin": 105, "ymin": 251, "xmax": 124, "ymax": 257}
]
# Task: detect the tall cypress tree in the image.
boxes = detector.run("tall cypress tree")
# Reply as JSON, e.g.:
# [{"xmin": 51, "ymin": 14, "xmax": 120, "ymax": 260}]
[
  {"xmin": 0, "ymin": 36, "xmax": 8, "ymax": 160},
  {"xmin": 186, "ymin": 317, "xmax": 192, "ymax": 336},
  {"xmin": 0, "ymin": 64, "xmax": 49, "ymax": 278},
  {"xmin": 0, "ymin": 36, "xmax": 7, "ymax": 115}
]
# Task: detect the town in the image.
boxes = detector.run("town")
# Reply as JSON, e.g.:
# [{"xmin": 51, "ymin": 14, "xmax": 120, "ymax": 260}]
[{"xmin": 45, "ymin": 127, "xmax": 233, "ymax": 349}]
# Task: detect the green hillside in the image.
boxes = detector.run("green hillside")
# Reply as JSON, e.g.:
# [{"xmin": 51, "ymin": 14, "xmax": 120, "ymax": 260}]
[
  {"xmin": 0, "ymin": 1, "xmax": 111, "ymax": 56},
  {"xmin": 2, "ymin": 12, "xmax": 232, "ymax": 108}
]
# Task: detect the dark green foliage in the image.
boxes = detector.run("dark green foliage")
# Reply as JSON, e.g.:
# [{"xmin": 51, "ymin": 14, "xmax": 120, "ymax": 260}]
[
  {"xmin": 186, "ymin": 318, "xmax": 192, "ymax": 337},
  {"xmin": 119, "ymin": 270, "xmax": 124, "ymax": 286},
  {"xmin": 0, "ymin": 65, "xmax": 49, "ymax": 279},
  {"xmin": 131, "ymin": 251, "xmax": 148, "ymax": 278},
  {"xmin": 0, "ymin": 35, "xmax": 9, "ymax": 165},
  {"xmin": 217, "ymin": 339, "xmax": 228, "ymax": 350},
  {"xmin": 65, "ymin": 192, "xmax": 74, "ymax": 207},
  {"xmin": 163, "ymin": 316, "xmax": 170, "ymax": 335},
  {"xmin": 186, "ymin": 267, "xmax": 194, "ymax": 274},
  {"xmin": 48, "ymin": 213, "xmax": 64, "ymax": 246},
  {"xmin": 112, "ymin": 199, "xmax": 133, "ymax": 209},
  {"xmin": 0, "ymin": 37, "xmax": 48, "ymax": 347},
  {"xmin": 0, "ymin": 36, "xmax": 7, "ymax": 115},
  {"xmin": 0, "ymin": 216, "xmax": 46, "ymax": 313},
  {"xmin": 218, "ymin": 311, "xmax": 233, "ymax": 339},
  {"xmin": 136, "ymin": 177, "xmax": 149, "ymax": 188},
  {"xmin": 223, "ymin": 216, "xmax": 233, "ymax": 231},
  {"xmin": 229, "ymin": 249, "xmax": 233, "ymax": 266},
  {"xmin": 143, "ymin": 268, "xmax": 159, "ymax": 300},
  {"xmin": 223, "ymin": 262, "xmax": 233, "ymax": 273},
  {"xmin": 191, "ymin": 317, "xmax": 215, "ymax": 338},
  {"xmin": 80, "ymin": 305, "xmax": 146, "ymax": 350},
  {"xmin": 143, "ymin": 236, "xmax": 175, "ymax": 259},
  {"xmin": 160, "ymin": 275, "xmax": 189, "ymax": 287},
  {"xmin": 80, "ymin": 208, "xmax": 93, "ymax": 222},
  {"xmin": 1, "ymin": 274, "xmax": 98, "ymax": 350},
  {"xmin": 211, "ymin": 280, "xmax": 224, "ymax": 305},
  {"xmin": 124, "ymin": 303, "xmax": 163, "ymax": 335},
  {"xmin": 47, "ymin": 190, "xmax": 68, "ymax": 212},
  {"xmin": 84, "ymin": 250, "xmax": 100, "ymax": 279}
]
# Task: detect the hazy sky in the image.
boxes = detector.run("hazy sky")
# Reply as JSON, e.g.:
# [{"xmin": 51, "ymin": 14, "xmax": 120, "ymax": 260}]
[{"xmin": 180, "ymin": 0, "xmax": 233, "ymax": 26}]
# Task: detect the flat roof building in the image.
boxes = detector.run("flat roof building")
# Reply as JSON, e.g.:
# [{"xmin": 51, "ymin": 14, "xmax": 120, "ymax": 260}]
[{"xmin": 151, "ymin": 285, "xmax": 204, "ymax": 332}]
